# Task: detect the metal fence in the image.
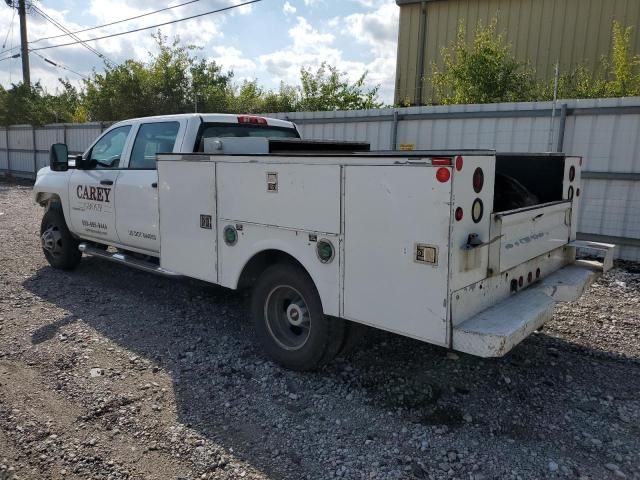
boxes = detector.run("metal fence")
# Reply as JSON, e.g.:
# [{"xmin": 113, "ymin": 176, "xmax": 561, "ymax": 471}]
[
  {"xmin": 1, "ymin": 97, "xmax": 639, "ymax": 261},
  {"xmin": 0, "ymin": 122, "xmax": 107, "ymax": 177}
]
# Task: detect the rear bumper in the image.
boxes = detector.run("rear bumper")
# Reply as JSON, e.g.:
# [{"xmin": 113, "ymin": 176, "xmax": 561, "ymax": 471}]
[{"xmin": 452, "ymin": 241, "xmax": 615, "ymax": 357}]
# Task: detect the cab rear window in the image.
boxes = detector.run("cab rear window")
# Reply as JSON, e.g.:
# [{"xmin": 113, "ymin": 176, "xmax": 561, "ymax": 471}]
[{"xmin": 195, "ymin": 123, "xmax": 299, "ymax": 152}]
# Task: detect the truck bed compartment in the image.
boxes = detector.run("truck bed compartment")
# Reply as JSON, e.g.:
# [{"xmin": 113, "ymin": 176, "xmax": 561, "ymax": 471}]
[{"xmin": 494, "ymin": 154, "xmax": 566, "ymax": 212}]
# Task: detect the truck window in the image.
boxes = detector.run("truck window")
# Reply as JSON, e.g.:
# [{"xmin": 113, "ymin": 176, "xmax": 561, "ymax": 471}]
[
  {"xmin": 130, "ymin": 122, "xmax": 180, "ymax": 169},
  {"xmin": 195, "ymin": 123, "xmax": 299, "ymax": 152},
  {"xmin": 88, "ymin": 125, "xmax": 131, "ymax": 169}
]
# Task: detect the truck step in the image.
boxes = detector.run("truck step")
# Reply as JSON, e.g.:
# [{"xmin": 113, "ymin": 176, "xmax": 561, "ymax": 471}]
[
  {"xmin": 568, "ymin": 240, "xmax": 616, "ymax": 272},
  {"xmin": 78, "ymin": 243, "xmax": 181, "ymax": 278},
  {"xmin": 452, "ymin": 262, "xmax": 602, "ymax": 357}
]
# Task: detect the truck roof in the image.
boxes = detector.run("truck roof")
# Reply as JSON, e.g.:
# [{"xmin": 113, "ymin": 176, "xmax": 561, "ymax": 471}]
[{"xmin": 111, "ymin": 113, "xmax": 296, "ymax": 130}]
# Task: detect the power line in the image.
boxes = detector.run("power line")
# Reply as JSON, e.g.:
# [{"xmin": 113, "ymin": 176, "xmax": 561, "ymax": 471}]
[
  {"xmin": 0, "ymin": 52, "xmax": 20, "ymax": 62},
  {"xmin": 1, "ymin": 6, "xmax": 16, "ymax": 51},
  {"xmin": 30, "ymin": 0, "xmax": 262, "ymax": 52},
  {"xmin": 31, "ymin": 5, "xmax": 116, "ymax": 65},
  {"xmin": 30, "ymin": 49, "xmax": 88, "ymax": 79},
  {"xmin": 30, "ymin": 0, "xmax": 202, "ymax": 44}
]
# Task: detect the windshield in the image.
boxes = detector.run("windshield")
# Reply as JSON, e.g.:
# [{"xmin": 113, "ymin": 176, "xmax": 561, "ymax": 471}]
[{"xmin": 195, "ymin": 122, "xmax": 299, "ymax": 152}]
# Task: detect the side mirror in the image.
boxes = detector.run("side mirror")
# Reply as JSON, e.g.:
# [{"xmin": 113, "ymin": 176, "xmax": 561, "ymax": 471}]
[{"xmin": 50, "ymin": 143, "xmax": 69, "ymax": 172}]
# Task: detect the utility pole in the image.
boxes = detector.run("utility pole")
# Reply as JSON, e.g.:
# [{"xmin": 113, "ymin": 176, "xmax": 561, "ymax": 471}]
[{"xmin": 17, "ymin": 0, "xmax": 30, "ymax": 86}]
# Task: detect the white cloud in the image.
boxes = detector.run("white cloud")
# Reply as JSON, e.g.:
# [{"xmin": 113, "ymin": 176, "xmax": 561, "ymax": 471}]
[
  {"xmin": 228, "ymin": 0, "xmax": 254, "ymax": 15},
  {"xmin": 210, "ymin": 45, "xmax": 256, "ymax": 72},
  {"xmin": 283, "ymin": 1, "xmax": 296, "ymax": 15}
]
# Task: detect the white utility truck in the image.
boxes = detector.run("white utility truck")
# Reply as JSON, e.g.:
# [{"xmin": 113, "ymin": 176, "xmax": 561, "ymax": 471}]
[{"xmin": 33, "ymin": 113, "xmax": 615, "ymax": 371}]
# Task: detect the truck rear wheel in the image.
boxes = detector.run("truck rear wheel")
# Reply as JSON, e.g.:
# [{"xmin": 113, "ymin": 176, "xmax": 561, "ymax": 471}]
[
  {"xmin": 251, "ymin": 263, "xmax": 343, "ymax": 371},
  {"xmin": 40, "ymin": 208, "xmax": 81, "ymax": 270}
]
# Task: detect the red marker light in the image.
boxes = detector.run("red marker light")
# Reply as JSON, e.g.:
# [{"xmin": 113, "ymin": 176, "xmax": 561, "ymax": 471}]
[
  {"xmin": 238, "ymin": 115, "xmax": 267, "ymax": 125},
  {"xmin": 436, "ymin": 167, "xmax": 451, "ymax": 183},
  {"xmin": 455, "ymin": 207, "xmax": 463, "ymax": 221},
  {"xmin": 455, "ymin": 156, "xmax": 463, "ymax": 171},
  {"xmin": 431, "ymin": 157, "xmax": 452, "ymax": 166}
]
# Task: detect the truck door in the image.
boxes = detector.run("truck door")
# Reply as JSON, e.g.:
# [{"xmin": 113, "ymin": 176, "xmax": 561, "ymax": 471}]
[
  {"xmin": 68, "ymin": 125, "xmax": 132, "ymax": 244},
  {"xmin": 115, "ymin": 120, "xmax": 182, "ymax": 254}
]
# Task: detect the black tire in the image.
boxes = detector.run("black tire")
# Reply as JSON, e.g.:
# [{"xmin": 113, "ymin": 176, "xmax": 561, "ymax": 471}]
[
  {"xmin": 251, "ymin": 263, "xmax": 344, "ymax": 371},
  {"xmin": 40, "ymin": 207, "xmax": 82, "ymax": 270}
]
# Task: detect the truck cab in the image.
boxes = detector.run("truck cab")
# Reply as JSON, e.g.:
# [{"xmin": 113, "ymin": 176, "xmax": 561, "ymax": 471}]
[{"xmin": 34, "ymin": 113, "xmax": 299, "ymax": 256}]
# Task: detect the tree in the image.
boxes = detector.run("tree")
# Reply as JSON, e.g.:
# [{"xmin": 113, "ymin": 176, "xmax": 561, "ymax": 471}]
[
  {"xmin": 431, "ymin": 19, "xmax": 537, "ymax": 105},
  {"xmin": 82, "ymin": 32, "xmax": 234, "ymax": 121},
  {"xmin": 297, "ymin": 63, "xmax": 382, "ymax": 111}
]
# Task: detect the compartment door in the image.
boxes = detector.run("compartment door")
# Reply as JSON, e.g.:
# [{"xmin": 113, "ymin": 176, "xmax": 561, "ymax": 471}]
[
  {"xmin": 492, "ymin": 201, "xmax": 571, "ymax": 273},
  {"xmin": 343, "ymin": 166, "xmax": 451, "ymax": 346},
  {"xmin": 157, "ymin": 160, "xmax": 217, "ymax": 282}
]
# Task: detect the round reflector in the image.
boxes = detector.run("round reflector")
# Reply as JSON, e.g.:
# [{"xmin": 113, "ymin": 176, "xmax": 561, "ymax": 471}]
[
  {"xmin": 455, "ymin": 156, "xmax": 463, "ymax": 171},
  {"xmin": 316, "ymin": 239, "xmax": 335, "ymax": 263},
  {"xmin": 569, "ymin": 166, "xmax": 576, "ymax": 182},
  {"xmin": 455, "ymin": 207, "xmax": 463, "ymax": 221},
  {"xmin": 471, "ymin": 198, "xmax": 484, "ymax": 223},
  {"xmin": 472, "ymin": 167, "xmax": 484, "ymax": 193},
  {"xmin": 223, "ymin": 225, "xmax": 238, "ymax": 246},
  {"xmin": 436, "ymin": 167, "xmax": 450, "ymax": 183}
]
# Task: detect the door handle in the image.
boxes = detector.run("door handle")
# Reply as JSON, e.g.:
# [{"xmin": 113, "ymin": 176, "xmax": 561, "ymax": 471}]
[
  {"xmin": 100, "ymin": 180, "xmax": 114, "ymax": 186},
  {"xmin": 151, "ymin": 182, "xmax": 158, "ymax": 188}
]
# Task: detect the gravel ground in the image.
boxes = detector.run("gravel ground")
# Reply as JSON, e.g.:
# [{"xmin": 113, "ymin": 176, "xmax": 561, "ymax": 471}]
[{"xmin": 0, "ymin": 178, "xmax": 639, "ymax": 480}]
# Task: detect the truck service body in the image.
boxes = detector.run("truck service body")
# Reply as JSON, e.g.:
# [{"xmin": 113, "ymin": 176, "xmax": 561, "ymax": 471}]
[{"xmin": 33, "ymin": 113, "xmax": 615, "ymax": 370}]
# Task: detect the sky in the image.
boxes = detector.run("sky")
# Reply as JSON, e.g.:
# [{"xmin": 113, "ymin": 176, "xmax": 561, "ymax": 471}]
[{"xmin": 0, "ymin": 0, "xmax": 400, "ymax": 103}]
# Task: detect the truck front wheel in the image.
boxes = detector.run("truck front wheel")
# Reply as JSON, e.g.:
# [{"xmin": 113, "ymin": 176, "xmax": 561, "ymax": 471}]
[
  {"xmin": 251, "ymin": 263, "xmax": 343, "ymax": 371},
  {"xmin": 40, "ymin": 208, "xmax": 81, "ymax": 270}
]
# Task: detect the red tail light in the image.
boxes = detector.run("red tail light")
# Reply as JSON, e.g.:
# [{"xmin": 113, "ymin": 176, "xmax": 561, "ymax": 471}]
[
  {"xmin": 238, "ymin": 115, "xmax": 267, "ymax": 125},
  {"xmin": 472, "ymin": 168, "xmax": 484, "ymax": 193},
  {"xmin": 436, "ymin": 168, "xmax": 451, "ymax": 183},
  {"xmin": 455, "ymin": 207, "xmax": 463, "ymax": 221},
  {"xmin": 455, "ymin": 156, "xmax": 463, "ymax": 171},
  {"xmin": 431, "ymin": 157, "xmax": 452, "ymax": 166}
]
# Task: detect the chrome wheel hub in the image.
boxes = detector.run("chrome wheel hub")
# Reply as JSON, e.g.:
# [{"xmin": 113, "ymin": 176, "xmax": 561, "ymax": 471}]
[
  {"xmin": 264, "ymin": 285, "xmax": 311, "ymax": 351},
  {"xmin": 41, "ymin": 225, "xmax": 63, "ymax": 257}
]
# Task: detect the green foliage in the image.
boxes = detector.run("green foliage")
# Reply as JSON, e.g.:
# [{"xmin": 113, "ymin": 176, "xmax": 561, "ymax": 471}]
[
  {"xmin": 82, "ymin": 32, "xmax": 235, "ymax": 120},
  {"xmin": 298, "ymin": 63, "xmax": 382, "ymax": 111},
  {"xmin": 0, "ymin": 81, "xmax": 84, "ymax": 126},
  {"xmin": 431, "ymin": 19, "xmax": 537, "ymax": 105},
  {"xmin": 551, "ymin": 21, "xmax": 640, "ymax": 100},
  {"xmin": 431, "ymin": 19, "xmax": 640, "ymax": 105}
]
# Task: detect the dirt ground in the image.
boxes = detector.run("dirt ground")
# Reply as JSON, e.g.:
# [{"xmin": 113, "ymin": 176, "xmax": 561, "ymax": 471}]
[{"xmin": 0, "ymin": 178, "xmax": 639, "ymax": 480}]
